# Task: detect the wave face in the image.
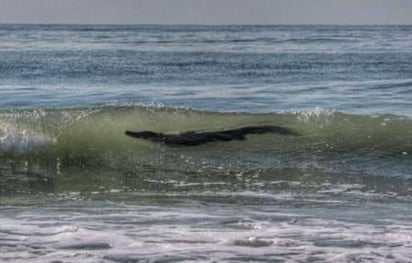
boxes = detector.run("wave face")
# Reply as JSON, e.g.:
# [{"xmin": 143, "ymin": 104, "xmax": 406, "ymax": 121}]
[
  {"xmin": 1, "ymin": 106, "xmax": 411, "ymax": 155},
  {"xmin": 1, "ymin": 106, "xmax": 411, "ymax": 175}
]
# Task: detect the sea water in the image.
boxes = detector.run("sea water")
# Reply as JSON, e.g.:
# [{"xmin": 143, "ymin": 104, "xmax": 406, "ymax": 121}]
[{"xmin": 1, "ymin": 24, "xmax": 412, "ymax": 262}]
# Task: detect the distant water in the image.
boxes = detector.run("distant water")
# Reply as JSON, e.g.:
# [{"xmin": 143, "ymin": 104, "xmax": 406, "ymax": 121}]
[
  {"xmin": 1, "ymin": 24, "xmax": 412, "ymax": 115},
  {"xmin": 1, "ymin": 25, "xmax": 412, "ymax": 262}
]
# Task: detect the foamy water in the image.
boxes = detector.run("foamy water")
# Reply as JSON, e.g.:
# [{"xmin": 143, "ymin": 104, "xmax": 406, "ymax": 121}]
[{"xmin": 1, "ymin": 190, "xmax": 412, "ymax": 263}]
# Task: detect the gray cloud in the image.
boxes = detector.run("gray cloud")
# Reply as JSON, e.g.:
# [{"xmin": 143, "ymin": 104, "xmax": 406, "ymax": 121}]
[{"xmin": 0, "ymin": 0, "xmax": 411, "ymax": 24}]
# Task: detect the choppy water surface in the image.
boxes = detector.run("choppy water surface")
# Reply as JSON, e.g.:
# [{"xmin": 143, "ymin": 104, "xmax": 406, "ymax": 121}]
[{"xmin": 1, "ymin": 25, "xmax": 412, "ymax": 262}]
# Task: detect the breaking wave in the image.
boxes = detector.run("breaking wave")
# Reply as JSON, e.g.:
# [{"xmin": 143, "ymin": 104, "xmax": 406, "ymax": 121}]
[
  {"xmin": 1, "ymin": 106, "xmax": 410, "ymax": 156},
  {"xmin": 0, "ymin": 106, "xmax": 410, "ymax": 184}
]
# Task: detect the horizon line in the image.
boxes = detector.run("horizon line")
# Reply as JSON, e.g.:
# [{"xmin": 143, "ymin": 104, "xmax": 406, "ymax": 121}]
[{"xmin": 1, "ymin": 22, "xmax": 412, "ymax": 27}]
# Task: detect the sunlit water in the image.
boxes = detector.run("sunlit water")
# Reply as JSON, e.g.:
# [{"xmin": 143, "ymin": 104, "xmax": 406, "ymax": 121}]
[{"xmin": 1, "ymin": 25, "xmax": 412, "ymax": 262}]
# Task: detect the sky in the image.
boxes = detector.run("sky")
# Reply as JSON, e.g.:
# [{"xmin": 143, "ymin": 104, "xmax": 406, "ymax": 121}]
[{"xmin": 0, "ymin": 0, "xmax": 411, "ymax": 25}]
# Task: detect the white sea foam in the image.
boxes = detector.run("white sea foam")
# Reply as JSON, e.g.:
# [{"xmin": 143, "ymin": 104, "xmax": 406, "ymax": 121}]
[
  {"xmin": 0, "ymin": 121, "xmax": 56, "ymax": 153},
  {"xmin": 296, "ymin": 107, "xmax": 336, "ymax": 125},
  {"xmin": 1, "ymin": 200, "xmax": 411, "ymax": 262}
]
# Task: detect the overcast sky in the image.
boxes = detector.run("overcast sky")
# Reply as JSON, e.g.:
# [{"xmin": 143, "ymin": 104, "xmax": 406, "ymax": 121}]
[{"xmin": 0, "ymin": 0, "xmax": 411, "ymax": 25}]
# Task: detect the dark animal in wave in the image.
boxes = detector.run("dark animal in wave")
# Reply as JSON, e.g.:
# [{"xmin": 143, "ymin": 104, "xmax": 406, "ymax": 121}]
[{"xmin": 125, "ymin": 125, "xmax": 297, "ymax": 146}]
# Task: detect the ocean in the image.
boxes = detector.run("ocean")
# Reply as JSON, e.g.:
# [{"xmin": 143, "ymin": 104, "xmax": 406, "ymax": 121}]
[{"xmin": 1, "ymin": 24, "xmax": 412, "ymax": 262}]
